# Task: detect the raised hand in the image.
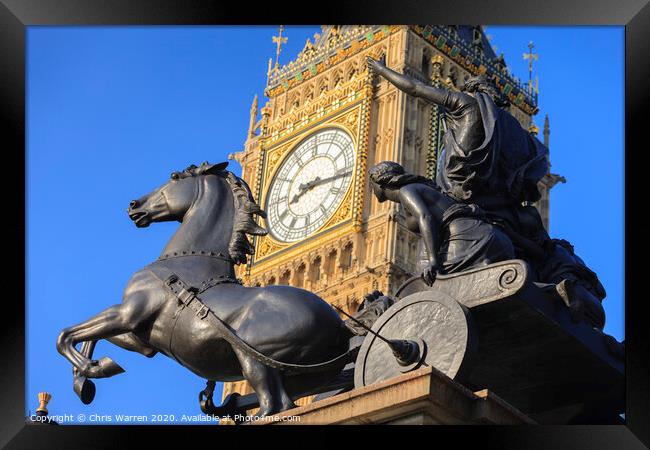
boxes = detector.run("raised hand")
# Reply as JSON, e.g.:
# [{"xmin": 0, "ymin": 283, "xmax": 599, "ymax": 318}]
[
  {"xmin": 366, "ymin": 54, "xmax": 428, "ymax": 100},
  {"xmin": 366, "ymin": 56, "xmax": 385, "ymax": 75}
]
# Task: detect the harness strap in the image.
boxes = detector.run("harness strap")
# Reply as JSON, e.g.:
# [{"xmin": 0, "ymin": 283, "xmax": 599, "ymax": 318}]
[
  {"xmin": 165, "ymin": 274, "xmax": 211, "ymax": 320},
  {"xmin": 154, "ymin": 270, "xmax": 354, "ymax": 374}
]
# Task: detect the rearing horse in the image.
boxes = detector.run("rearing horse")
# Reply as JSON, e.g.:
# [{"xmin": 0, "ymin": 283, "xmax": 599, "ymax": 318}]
[{"xmin": 56, "ymin": 161, "xmax": 351, "ymax": 416}]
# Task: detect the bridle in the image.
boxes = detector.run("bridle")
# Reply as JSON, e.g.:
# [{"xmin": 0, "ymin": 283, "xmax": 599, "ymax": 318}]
[{"xmin": 156, "ymin": 175, "xmax": 235, "ymax": 264}]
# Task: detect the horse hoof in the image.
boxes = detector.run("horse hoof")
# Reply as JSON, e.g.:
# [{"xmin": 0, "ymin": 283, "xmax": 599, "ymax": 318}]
[
  {"xmin": 73, "ymin": 376, "xmax": 96, "ymax": 405},
  {"xmin": 96, "ymin": 357, "xmax": 125, "ymax": 377}
]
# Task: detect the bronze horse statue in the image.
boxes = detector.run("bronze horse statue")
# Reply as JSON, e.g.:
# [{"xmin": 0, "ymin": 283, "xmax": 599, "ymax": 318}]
[{"xmin": 56, "ymin": 161, "xmax": 351, "ymax": 416}]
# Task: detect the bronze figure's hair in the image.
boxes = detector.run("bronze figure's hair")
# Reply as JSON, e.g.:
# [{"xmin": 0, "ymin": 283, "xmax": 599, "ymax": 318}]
[
  {"xmin": 368, "ymin": 161, "xmax": 438, "ymax": 190},
  {"xmin": 461, "ymin": 75, "xmax": 510, "ymax": 108}
]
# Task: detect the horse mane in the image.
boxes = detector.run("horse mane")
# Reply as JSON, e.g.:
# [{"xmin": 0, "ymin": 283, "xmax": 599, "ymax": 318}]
[
  {"xmin": 179, "ymin": 162, "xmax": 267, "ymax": 265},
  {"xmin": 221, "ymin": 171, "xmax": 268, "ymax": 265}
]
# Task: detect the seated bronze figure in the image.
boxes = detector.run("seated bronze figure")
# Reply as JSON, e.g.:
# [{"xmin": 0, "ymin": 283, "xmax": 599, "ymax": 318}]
[
  {"xmin": 369, "ymin": 161, "xmax": 515, "ymax": 285},
  {"xmin": 367, "ymin": 56, "xmax": 607, "ymax": 330}
]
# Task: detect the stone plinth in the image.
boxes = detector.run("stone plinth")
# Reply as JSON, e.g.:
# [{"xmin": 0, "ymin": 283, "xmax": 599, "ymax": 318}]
[{"xmin": 251, "ymin": 367, "xmax": 535, "ymax": 425}]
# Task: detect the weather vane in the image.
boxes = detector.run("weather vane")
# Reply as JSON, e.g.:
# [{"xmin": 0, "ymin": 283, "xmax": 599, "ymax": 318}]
[{"xmin": 523, "ymin": 41, "xmax": 539, "ymax": 95}]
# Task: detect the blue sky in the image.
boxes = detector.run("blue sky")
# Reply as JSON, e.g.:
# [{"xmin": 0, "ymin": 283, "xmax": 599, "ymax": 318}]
[{"xmin": 26, "ymin": 25, "xmax": 623, "ymax": 423}]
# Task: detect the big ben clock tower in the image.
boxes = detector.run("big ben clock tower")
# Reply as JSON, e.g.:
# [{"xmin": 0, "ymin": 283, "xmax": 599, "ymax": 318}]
[{"xmin": 224, "ymin": 25, "xmax": 549, "ymax": 406}]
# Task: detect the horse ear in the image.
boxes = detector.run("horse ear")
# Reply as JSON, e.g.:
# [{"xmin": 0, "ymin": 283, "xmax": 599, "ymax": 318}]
[{"xmin": 199, "ymin": 161, "xmax": 229, "ymax": 176}]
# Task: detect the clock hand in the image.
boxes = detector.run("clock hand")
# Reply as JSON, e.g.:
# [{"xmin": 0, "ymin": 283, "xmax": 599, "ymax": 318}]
[
  {"xmin": 290, "ymin": 177, "xmax": 320, "ymax": 204},
  {"xmin": 304, "ymin": 171, "xmax": 351, "ymax": 189},
  {"xmin": 298, "ymin": 176, "xmax": 321, "ymax": 192},
  {"xmin": 290, "ymin": 171, "xmax": 351, "ymax": 205}
]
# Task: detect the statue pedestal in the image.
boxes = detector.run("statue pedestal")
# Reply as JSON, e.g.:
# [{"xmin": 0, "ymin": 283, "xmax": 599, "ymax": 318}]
[{"xmin": 251, "ymin": 367, "xmax": 534, "ymax": 425}]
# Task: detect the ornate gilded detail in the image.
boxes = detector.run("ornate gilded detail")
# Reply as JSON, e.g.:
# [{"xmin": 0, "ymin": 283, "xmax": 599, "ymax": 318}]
[
  {"xmin": 245, "ymin": 142, "xmax": 267, "ymax": 272},
  {"xmin": 352, "ymin": 70, "xmax": 375, "ymax": 232},
  {"xmin": 427, "ymin": 58, "xmax": 443, "ymax": 179},
  {"xmin": 251, "ymin": 222, "xmax": 360, "ymax": 273},
  {"xmin": 265, "ymin": 72, "xmax": 370, "ymax": 145},
  {"xmin": 256, "ymin": 235, "xmax": 285, "ymax": 259},
  {"xmin": 321, "ymin": 189, "xmax": 353, "ymax": 230},
  {"xmin": 266, "ymin": 26, "xmax": 400, "ymax": 96},
  {"xmin": 265, "ymin": 147, "xmax": 284, "ymax": 177},
  {"xmin": 332, "ymin": 110, "xmax": 359, "ymax": 127}
]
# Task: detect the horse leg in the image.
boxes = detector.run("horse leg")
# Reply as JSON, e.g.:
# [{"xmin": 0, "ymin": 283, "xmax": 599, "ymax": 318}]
[
  {"xmin": 71, "ymin": 341, "xmax": 98, "ymax": 404},
  {"xmin": 74, "ymin": 340, "xmax": 97, "ymax": 376},
  {"xmin": 72, "ymin": 334, "xmax": 157, "ymax": 404},
  {"xmin": 73, "ymin": 334, "xmax": 156, "ymax": 376},
  {"xmin": 57, "ymin": 301, "xmax": 150, "ymax": 379},
  {"xmin": 232, "ymin": 349, "xmax": 295, "ymax": 417},
  {"xmin": 266, "ymin": 368, "xmax": 296, "ymax": 413},
  {"xmin": 107, "ymin": 333, "xmax": 158, "ymax": 358}
]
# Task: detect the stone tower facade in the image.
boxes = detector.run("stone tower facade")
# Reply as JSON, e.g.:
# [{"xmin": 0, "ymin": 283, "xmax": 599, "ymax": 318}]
[{"xmin": 223, "ymin": 25, "xmax": 552, "ymax": 406}]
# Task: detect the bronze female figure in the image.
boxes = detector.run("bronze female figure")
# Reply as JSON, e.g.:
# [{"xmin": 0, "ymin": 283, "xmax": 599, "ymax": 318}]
[{"xmin": 369, "ymin": 161, "xmax": 515, "ymax": 285}]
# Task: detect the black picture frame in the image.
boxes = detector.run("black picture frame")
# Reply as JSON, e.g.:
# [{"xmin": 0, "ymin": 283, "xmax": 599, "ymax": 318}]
[{"xmin": 2, "ymin": 0, "xmax": 647, "ymax": 447}]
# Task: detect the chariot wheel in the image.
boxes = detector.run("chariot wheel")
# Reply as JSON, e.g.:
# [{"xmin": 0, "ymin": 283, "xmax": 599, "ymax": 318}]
[{"xmin": 354, "ymin": 290, "xmax": 477, "ymax": 388}]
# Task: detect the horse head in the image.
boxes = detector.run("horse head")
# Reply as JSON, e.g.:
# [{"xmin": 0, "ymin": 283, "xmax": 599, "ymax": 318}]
[
  {"xmin": 127, "ymin": 161, "xmax": 228, "ymax": 227},
  {"xmin": 128, "ymin": 161, "xmax": 267, "ymax": 264}
]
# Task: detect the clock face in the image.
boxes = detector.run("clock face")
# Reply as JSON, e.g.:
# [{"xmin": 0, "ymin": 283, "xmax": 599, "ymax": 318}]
[{"xmin": 266, "ymin": 128, "xmax": 355, "ymax": 243}]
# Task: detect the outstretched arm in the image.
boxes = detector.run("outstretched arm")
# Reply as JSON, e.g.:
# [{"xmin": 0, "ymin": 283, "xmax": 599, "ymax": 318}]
[{"xmin": 367, "ymin": 57, "xmax": 450, "ymax": 107}]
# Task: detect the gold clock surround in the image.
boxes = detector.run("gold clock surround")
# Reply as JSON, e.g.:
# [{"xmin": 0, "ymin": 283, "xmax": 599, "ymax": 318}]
[{"xmin": 253, "ymin": 72, "xmax": 374, "ymax": 265}]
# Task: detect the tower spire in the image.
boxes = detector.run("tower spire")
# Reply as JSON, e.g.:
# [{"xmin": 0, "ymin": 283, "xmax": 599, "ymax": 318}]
[
  {"xmin": 543, "ymin": 114, "xmax": 550, "ymax": 149},
  {"xmin": 248, "ymin": 94, "xmax": 259, "ymax": 139}
]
